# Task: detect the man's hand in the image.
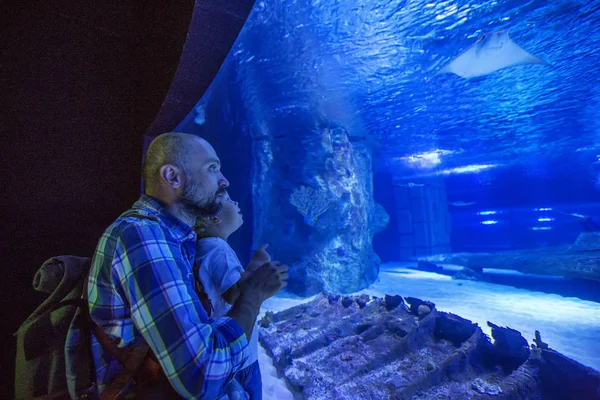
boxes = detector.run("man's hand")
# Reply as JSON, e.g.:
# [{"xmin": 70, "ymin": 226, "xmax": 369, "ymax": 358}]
[
  {"xmin": 247, "ymin": 244, "xmax": 271, "ymax": 272},
  {"xmin": 241, "ymin": 260, "xmax": 288, "ymax": 301},
  {"xmin": 234, "ymin": 245, "xmax": 274, "ymax": 303},
  {"xmin": 228, "ymin": 260, "xmax": 289, "ymax": 340}
]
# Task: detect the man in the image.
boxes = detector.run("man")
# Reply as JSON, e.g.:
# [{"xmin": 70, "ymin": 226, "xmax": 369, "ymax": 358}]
[{"xmin": 76, "ymin": 132, "xmax": 288, "ymax": 399}]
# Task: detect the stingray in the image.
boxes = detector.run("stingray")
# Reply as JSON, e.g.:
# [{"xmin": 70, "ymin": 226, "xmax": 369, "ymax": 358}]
[{"xmin": 434, "ymin": 30, "xmax": 550, "ymax": 79}]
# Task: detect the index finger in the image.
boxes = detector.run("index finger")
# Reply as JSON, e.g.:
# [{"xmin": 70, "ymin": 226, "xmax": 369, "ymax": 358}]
[
  {"xmin": 266, "ymin": 260, "xmax": 281, "ymax": 268},
  {"xmin": 277, "ymin": 264, "xmax": 289, "ymax": 272}
]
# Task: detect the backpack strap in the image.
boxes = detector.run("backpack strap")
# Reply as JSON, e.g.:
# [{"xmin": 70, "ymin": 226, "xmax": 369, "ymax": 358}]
[
  {"xmin": 86, "ymin": 261, "xmax": 212, "ymax": 399},
  {"xmin": 82, "ymin": 277, "xmax": 161, "ymax": 400},
  {"xmin": 96, "ymin": 334, "xmax": 156, "ymax": 400},
  {"xmin": 193, "ymin": 261, "xmax": 214, "ymax": 318},
  {"xmin": 31, "ymin": 391, "xmax": 71, "ymax": 400}
]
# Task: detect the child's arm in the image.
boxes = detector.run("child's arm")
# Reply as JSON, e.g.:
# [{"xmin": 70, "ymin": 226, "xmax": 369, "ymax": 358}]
[
  {"xmin": 222, "ymin": 272, "xmax": 251, "ymax": 305},
  {"xmin": 222, "ymin": 245, "xmax": 270, "ymax": 305}
]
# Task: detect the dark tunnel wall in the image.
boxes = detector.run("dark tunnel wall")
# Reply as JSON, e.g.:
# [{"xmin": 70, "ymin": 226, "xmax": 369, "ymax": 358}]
[{"xmin": 1, "ymin": 0, "xmax": 255, "ymax": 395}]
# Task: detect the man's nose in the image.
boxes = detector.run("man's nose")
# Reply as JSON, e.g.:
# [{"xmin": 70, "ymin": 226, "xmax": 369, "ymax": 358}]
[{"xmin": 219, "ymin": 174, "xmax": 230, "ymax": 188}]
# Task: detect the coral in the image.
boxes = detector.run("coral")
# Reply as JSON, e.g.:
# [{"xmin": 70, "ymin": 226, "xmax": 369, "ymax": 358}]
[
  {"xmin": 289, "ymin": 185, "xmax": 331, "ymax": 226},
  {"xmin": 472, "ymin": 378, "xmax": 503, "ymax": 396},
  {"xmin": 254, "ymin": 120, "xmax": 380, "ymax": 295}
]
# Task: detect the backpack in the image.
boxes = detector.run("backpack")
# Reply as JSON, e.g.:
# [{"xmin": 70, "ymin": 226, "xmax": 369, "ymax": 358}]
[
  {"xmin": 15, "ymin": 256, "xmax": 91, "ymax": 399},
  {"xmin": 15, "ymin": 256, "xmax": 214, "ymax": 400},
  {"xmin": 14, "ymin": 256, "xmax": 159, "ymax": 400}
]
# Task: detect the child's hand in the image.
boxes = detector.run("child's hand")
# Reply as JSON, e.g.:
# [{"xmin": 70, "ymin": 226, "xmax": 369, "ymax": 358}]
[
  {"xmin": 247, "ymin": 244, "xmax": 271, "ymax": 272},
  {"xmin": 252, "ymin": 244, "xmax": 271, "ymax": 263}
]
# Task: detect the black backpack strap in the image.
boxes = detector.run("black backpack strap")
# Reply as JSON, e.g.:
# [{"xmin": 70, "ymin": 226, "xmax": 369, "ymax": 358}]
[
  {"xmin": 193, "ymin": 261, "xmax": 214, "ymax": 318},
  {"xmin": 68, "ymin": 277, "xmax": 99, "ymax": 399}
]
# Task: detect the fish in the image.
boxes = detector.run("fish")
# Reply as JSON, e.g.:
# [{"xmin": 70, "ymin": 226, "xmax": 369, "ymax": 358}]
[
  {"xmin": 555, "ymin": 211, "xmax": 600, "ymax": 232},
  {"xmin": 555, "ymin": 210, "xmax": 588, "ymax": 220},
  {"xmin": 397, "ymin": 182, "xmax": 425, "ymax": 187},
  {"xmin": 449, "ymin": 201, "xmax": 476, "ymax": 207},
  {"xmin": 434, "ymin": 30, "xmax": 550, "ymax": 79}
]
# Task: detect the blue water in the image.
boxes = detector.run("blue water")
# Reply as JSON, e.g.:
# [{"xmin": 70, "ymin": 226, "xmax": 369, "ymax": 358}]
[
  {"xmin": 176, "ymin": 0, "xmax": 600, "ymax": 378},
  {"xmin": 214, "ymin": 0, "xmax": 600, "ymax": 250},
  {"xmin": 177, "ymin": 0, "xmax": 600, "ymax": 293},
  {"xmin": 183, "ymin": 0, "xmax": 600, "ymax": 200},
  {"xmin": 230, "ymin": 0, "xmax": 600, "ymax": 170}
]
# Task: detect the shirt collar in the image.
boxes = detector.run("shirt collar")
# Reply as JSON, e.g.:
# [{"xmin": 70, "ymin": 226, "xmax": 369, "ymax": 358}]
[{"xmin": 132, "ymin": 194, "xmax": 197, "ymax": 243}]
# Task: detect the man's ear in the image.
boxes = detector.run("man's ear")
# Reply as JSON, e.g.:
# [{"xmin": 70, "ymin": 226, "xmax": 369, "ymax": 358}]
[{"xmin": 159, "ymin": 164, "xmax": 184, "ymax": 189}]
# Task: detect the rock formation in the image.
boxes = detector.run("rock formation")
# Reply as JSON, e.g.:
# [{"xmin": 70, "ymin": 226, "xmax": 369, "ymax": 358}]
[
  {"xmin": 259, "ymin": 293, "xmax": 600, "ymax": 400},
  {"xmin": 420, "ymin": 235, "xmax": 600, "ymax": 282},
  {"xmin": 252, "ymin": 120, "xmax": 388, "ymax": 296}
]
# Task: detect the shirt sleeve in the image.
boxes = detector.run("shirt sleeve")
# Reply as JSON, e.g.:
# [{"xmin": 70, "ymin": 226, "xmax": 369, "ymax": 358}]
[
  {"xmin": 205, "ymin": 242, "xmax": 244, "ymax": 295},
  {"xmin": 112, "ymin": 222, "xmax": 249, "ymax": 399}
]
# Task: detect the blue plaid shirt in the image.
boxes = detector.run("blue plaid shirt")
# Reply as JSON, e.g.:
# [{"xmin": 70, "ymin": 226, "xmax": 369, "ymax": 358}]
[{"xmin": 66, "ymin": 195, "xmax": 249, "ymax": 399}]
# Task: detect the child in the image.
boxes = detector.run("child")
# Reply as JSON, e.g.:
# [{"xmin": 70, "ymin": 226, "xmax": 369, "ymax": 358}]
[{"xmin": 194, "ymin": 193, "xmax": 270, "ymax": 400}]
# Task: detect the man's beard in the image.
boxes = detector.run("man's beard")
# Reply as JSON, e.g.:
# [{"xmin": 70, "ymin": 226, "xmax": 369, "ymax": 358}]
[{"xmin": 179, "ymin": 180, "xmax": 224, "ymax": 222}]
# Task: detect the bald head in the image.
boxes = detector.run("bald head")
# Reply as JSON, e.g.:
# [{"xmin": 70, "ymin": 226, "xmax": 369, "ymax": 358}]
[
  {"xmin": 141, "ymin": 132, "xmax": 229, "ymax": 225},
  {"xmin": 142, "ymin": 132, "xmax": 207, "ymax": 193}
]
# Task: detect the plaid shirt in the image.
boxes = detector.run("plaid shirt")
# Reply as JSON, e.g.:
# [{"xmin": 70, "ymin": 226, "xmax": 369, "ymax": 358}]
[{"xmin": 66, "ymin": 195, "xmax": 249, "ymax": 399}]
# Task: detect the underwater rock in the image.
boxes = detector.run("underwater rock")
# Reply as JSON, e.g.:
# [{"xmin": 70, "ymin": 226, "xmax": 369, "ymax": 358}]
[
  {"xmin": 434, "ymin": 312, "xmax": 478, "ymax": 347},
  {"xmin": 404, "ymin": 296, "xmax": 435, "ymax": 318},
  {"xmin": 416, "ymin": 261, "xmax": 443, "ymax": 274},
  {"xmin": 420, "ymin": 238, "xmax": 600, "ymax": 282},
  {"xmin": 483, "ymin": 322, "xmax": 531, "ymax": 374},
  {"xmin": 384, "ymin": 294, "xmax": 404, "ymax": 311},
  {"xmin": 533, "ymin": 330, "xmax": 549, "ymax": 350},
  {"xmin": 532, "ymin": 345, "xmax": 600, "ymax": 400},
  {"xmin": 471, "ymin": 378, "xmax": 503, "ymax": 396},
  {"xmin": 340, "ymin": 296, "xmax": 354, "ymax": 308},
  {"xmin": 355, "ymin": 294, "xmax": 370, "ymax": 309},
  {"xmin": 452, "ymin": 266, "xmax": 486, "ymax": 282},
  {"xmin": 568, "ymin": 231, "xmax": 600, "ymax": 252},
  {"xmin": 259, "ymin": 292, "xmax": 600, "ymax": 400},
  {"xmin": 252, "ymin": 120, "xmax": 388, "ymax": 295},
  {"xmin": 417, "ymin": 304, "xmax": 431, "ymax": 318}
]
